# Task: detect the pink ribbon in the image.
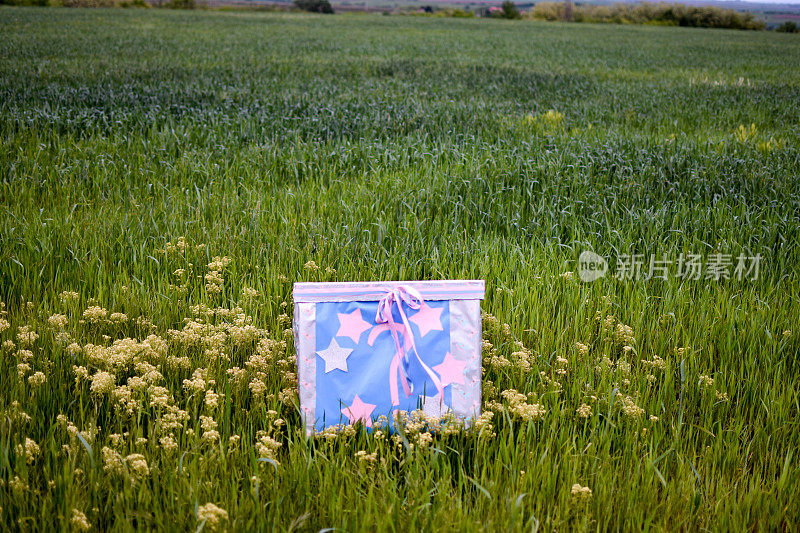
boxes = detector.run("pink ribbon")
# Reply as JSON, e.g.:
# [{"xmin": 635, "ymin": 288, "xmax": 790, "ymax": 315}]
[{"xmin": 375, "ymin": 286, "xmax": 444, "ymax": 406}]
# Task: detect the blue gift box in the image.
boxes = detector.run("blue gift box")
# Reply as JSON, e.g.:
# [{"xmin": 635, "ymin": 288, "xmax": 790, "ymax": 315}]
[{"xmin": 293, "ymin": 280, "xmax": 485, "ymax": 434}]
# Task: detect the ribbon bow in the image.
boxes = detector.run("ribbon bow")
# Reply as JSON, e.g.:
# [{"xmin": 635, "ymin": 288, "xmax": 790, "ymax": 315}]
[{"xmin": 375, "ymin": 285, "xmax": 444, "ymax": 407}]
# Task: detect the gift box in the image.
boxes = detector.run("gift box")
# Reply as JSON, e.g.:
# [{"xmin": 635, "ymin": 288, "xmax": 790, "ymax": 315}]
[{"xmin": 293, "ymin": 280, "xmax": 485, "ymax": 434}]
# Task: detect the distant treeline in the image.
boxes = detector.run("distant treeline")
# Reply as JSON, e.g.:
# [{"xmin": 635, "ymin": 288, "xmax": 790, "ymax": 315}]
[
  {"xmin": 0, "ymin": 0, "xmax": 325, "ymax": 9},
  {"xmin": 0, "ymin": 0, "xmax": 339, "ymax": 10},
  {"xmin": 0, "ymin": 0, "xmax": 176, "ymax": 7},
  {"xmin": 525, "ymin": 2, "xmax": 766, "ymax": 30},
  {"xmin": 426, "ymin": 2, "xmax": 768, "ymax": 30},
  {"xmin": 0, "ymin": 0, "xmax": 778, "ymax": 32}
]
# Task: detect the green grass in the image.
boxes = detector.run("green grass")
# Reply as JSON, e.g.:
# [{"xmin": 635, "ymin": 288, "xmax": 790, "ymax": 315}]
[{"xmin": 1, "ymin": 7, "xmax": 800, "ymax": 531}]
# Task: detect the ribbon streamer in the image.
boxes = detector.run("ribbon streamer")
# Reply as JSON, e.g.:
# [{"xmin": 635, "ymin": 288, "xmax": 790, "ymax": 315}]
[{"xmin": 375, "ymin": 285, "xmax": 445, "ymax": 407}]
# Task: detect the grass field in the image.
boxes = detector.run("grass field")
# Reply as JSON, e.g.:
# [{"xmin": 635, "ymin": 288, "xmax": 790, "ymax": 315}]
[{"xmin": 1, "ymin": 7, "xmax": 800, "ymax": 531}]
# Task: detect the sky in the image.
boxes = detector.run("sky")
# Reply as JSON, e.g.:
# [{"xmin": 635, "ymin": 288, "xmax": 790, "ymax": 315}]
[{"xmin": 681, "ymin": 0, "xmax": 800, "ymax": 4}]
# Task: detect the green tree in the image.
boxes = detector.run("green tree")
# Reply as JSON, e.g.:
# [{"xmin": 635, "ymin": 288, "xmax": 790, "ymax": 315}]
[
  {"xmin": 501, "ymin": 0, "xmax": 521, "ymax": 19},
  {"xmin": 294, "ymin": 0, "xmax": 334, "ymax": 14}
]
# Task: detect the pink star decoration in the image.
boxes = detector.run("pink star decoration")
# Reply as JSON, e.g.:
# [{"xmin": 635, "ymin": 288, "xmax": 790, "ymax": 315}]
[
  {"xmin": 336, "ymin": 309, "xmax": 372, "ymax": 343},
  {"xmin": 433, "ymin": 351, "xmax": 467, "ymax": 386},
  {"xmin": 409, "ymin": 304, "xmax": 444, "ymax": 338},
  {"xmin": 341, "ymin": 395, "xmax": 376, "ymax": 428}
]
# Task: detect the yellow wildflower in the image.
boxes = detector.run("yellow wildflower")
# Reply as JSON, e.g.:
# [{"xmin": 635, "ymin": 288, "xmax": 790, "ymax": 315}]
[
  {"xmin": 28, "ymin": 371, "xmax": 46, "ymax": 386},
  {"xmin": 90, "ymin": 371, "xmax": 115, "ymax": 395},
  {"xmin": 48, "ymin": 314, "xmax": 69, "ymax": 329},
  {"xmin": 197, "ymin": 503, "xmax": 228, "ymax": 531},
  {"xmin": 575, "ymin": 342, "xmax": 589, "ymax": 357},
  {"xmin": 15, "ymin": 438, "xmax": 40, "ymax": 464},
  {"xmin": 17, "ymin": 326, "xmax": 39, "ymax": 346},
  {"xmin": 60, "ymin": 291, "xmax": 80, "ymax": 302},
  {"xmin": 70, "ymin": 509, "xmax": 91, "ymax": 531},
  {"xmin": 571, "ymin": 483, "xmax": 593, "ymax": 502},
  {"xmin": 82, "ymin": 306, "xmax": 108, "ymax": 323},
  {"xmin": 125, "ymin": 454, "xmax": 149, "ymax": 480}
]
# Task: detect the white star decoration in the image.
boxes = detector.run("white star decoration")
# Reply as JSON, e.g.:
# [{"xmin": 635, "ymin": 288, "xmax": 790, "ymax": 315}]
[
  {"xmin": 421, "ymin": 394, "xmax": 450, "ymax": 419},
  {"xmin": 316, "ymin": 338, "xmax": 353, "ymax": 373}
]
